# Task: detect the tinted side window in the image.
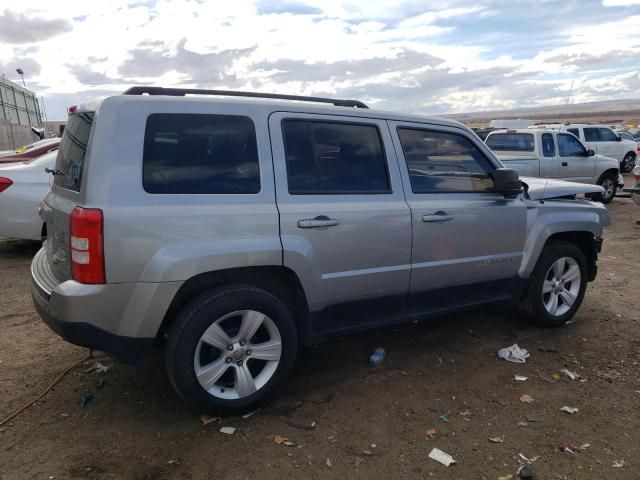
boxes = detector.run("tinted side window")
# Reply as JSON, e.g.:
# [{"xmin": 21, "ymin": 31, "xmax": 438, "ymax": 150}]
[
  {"xmin": 54, "ymin": 112, "xmax": 94, "ymax": 192},
  {"xmin": 598, "ymin": 128, "xmax": 617, "ymax": 141},
  {"xmin": 143, "ymin": 114, "xmax": 260, "ymax": 194},
  {"xmin": 567, "ymin": 128, "xmax": 580, "ymax": 138},
  {"xmin": 485, "ymin": 133, "xmax": 534, "ymax": 151},
  {"xmin": 397, "ymin": 128, "xmax": 495, "ymax": 193},
  {"xmin": 282, "ymin": 120, "xmax": 390, "ymax": 194},
  {"xmin": 584, "ymin": 128, "xmax": 600, "ymax": 142},
  {"xmin": 541, "ymin": 133, "xmax": 555, "ymax": 157},
  {"xmin": 558, "ymin": 133, "xmax": 586, "ymax": 157}
]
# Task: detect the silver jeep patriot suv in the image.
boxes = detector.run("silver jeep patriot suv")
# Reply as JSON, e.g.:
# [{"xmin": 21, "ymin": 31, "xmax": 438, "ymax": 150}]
[{"xmin": 32, "ymin": 87, "xmax": 610, "ymax": 414}]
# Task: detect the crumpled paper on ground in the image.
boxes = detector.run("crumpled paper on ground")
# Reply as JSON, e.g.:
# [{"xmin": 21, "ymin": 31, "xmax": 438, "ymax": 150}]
[{"xmin": 498, "ymin": 344, "xmax": 530, "ymax": 363}]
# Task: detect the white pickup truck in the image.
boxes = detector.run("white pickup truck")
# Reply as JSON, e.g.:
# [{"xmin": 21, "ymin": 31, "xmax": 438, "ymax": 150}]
[{"xmin": 485, "ymin": 129, "xmax": 623, "ymax": 203}]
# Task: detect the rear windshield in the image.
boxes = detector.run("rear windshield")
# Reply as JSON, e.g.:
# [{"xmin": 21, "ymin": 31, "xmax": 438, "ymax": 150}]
[
  {"xmin": 486, "ymin": 133, "xmax": 535, "ymax": 152},
  {"xmin": 54, "ymin": 112, "xmax": 95, "ymax": 192}
]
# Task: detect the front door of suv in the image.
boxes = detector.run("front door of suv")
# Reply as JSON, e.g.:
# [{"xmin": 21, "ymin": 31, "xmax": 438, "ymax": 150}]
[
  {"xmin": 388, "ymin": 122, "xmax": 527, "ymax": 311},
  {"xmin": 269, "ymin": 113, "xmax": 412, "ymax": 336}
]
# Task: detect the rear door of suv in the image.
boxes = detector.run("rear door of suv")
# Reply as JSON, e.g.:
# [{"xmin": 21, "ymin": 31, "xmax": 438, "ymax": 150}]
[
  {"xmin": 388, "ymin": 121, "xmax": 527, "ymax": 311},
  {"xmin": 269, "ymin": 112, "xmax": 411, "ymax": 335}
]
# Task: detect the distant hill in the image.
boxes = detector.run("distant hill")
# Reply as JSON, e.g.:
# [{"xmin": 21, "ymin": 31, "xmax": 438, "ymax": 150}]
[{"xmin": 445, "ymin": 98, "xmax": 640, "ymax": 127}]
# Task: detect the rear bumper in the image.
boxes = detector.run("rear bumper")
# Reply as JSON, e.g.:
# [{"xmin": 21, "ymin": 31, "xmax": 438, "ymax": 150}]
[
  {"xmin": 32, "ymin": 292, "xmax": 152, "ymax": 364},
  {"xmin": 30, "ymin": 248, "xmax": 182, "ymax": 364}
]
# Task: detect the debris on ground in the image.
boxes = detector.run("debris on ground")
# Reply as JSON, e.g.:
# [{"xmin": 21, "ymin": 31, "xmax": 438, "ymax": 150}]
[
  {"xmin": 428, "ymin": 447, "xmax": 456, "ymax": 467},
  {"xmin": 241, "ymin": 411, "xmax": 256, "ymax": 419},
  {"xmin": 94, "ymin": 362, "xmax": 110, "ymax": 373},
  {"xmin": 498, "ymin": 344, "xmax": 530, "ymax": 363},
  {"xmin": 560, "ymin": 368, "xmax": 586, "ymax": 381},
  {"xmin": 219, "ymin": 426, "xmax": 236, "ymax": 435},
  {"xmin": 560, "ymin": 406, "xmax": 579, "ymax": 414},
  {"xmin": 369, "ymin": 347, "xmax": 386, "ymax": 367},
  {"xmin": 517, "ymin": 421, "xmax": 528, "ymax": 427},
  {"xmin": 274, "ymin": 435, "xmax": 296, "ymax": 446},
  {"xmin": 79, "ymin": 391, "xmax": 93, "ymax": 408},
  {"xmin": 200, "ymin": 414, "xmax": 220, "ymax": 426},
  {"xmin": 514, "ymin": 375, "xmax": 528, "ymax": 382},
  {"xmin": 425, "ymin": 428, "xmax": 436, "ymax": 439},
  {"xmin": 325, "ymin": 458, "xmax": 332, "ymax": 467},
  {"xmin": 519, "ymin": 394, "xmax": 534, "ymax": 404},
  {"xmin": 489, "ymin": 436, "xmax": 504, "ymax": 443},
  {"xmin": 518, "ymin": 453, "xmax": 541, "ymax": 463},
  {"xmin": 612, "ymin": 459, "xmax": 625, "ymax": 468},
  {"xmin": 439, "ymin": 414, "xmax": 449, "ymax": 423},
  {"xmin": 560, "ymin": 445, "xmax": 576, "ymax": 454},
  {"xmin": 517, "ymin": 463, "xmax": 534, "ymax": 479},
  {"xmin": 552, "ymin": 373, "xmax": 561, "ymax": 381},
  {"xmin": 167, "ymin": 459, "xmax": 178, "ymax": 465},
  {"xmin": 497, "ymin": 474, "xmax": 513, "ymax": 480},
  {"xmin": 538, "ymin": 373, "xmax": 555, "ymax": 383},
  {"xmin": 286, "ymin": 418, "xmax": 316, "ymax": 430},
  {"xmin": 525, "ymin": 413, "xmax": 545, "ymax": 422}
]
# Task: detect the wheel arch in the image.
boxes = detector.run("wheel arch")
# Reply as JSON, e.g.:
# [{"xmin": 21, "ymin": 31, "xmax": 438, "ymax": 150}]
[
  {"xmin": 540, "ymin": 231, "xmax": 599, "ymax": 281},
  {"xmin": 595, "ymin": 168, "xmax": 619, "ymax": 185},
  {"xmin": 156, "ymin": 266, "xmax": 309, "ymax": 344}
]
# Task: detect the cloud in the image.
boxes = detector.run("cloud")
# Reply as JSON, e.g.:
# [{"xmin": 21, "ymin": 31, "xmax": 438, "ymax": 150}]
[
  {"xmin": 0, "ymin": 57, "xmax": 42, "ymax": 78},
  {"xmin": 256, "ymin": 1, "xmax": 322, "ymax": 15},
  {"xmin": 545, "ymin": 50, "xmax": 640, "ymax": 66},
  {"xmin": 118, "ymin": 39, "xmax": 255, "ymax": 84},
  {"xmin": 255, "ymin": 49, "xmax": 444, "ymax": 83},
  {"xmin": 66, "ymin": 64, "xmax": 124, "ymax": 86},
  {"xmin": 0, "ymin": 9, "xmax": 72, "ymax": 44}
]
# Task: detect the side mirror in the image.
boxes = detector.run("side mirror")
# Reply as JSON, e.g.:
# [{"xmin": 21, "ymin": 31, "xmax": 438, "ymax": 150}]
[
  {"xmin": 586, "ymin": 148, "xmax": 595, "ymax": 156},
  {"xmin": 493, "ymin": 168, "xmax": 523, "ymax": 197},
  {"xmin": 616, "ymin": 135, "xmax": 622, "ymax": 141}
]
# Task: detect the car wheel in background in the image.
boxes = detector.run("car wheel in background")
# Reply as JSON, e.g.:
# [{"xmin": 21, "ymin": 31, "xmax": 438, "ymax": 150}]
[
  {"xmin": 165, "ymin": 285, "xmax": 298, "ymax": 415},
  {"xmin": 621, "ymin": 153, "xmax": 636, "ymax": 173},
  {"xmin": 521, "ymin": 241, "xmax": 587, "ymax": 328},
  {"xmin": 594, "ymin": 173, "xmax": 618, "ymax": 204}
]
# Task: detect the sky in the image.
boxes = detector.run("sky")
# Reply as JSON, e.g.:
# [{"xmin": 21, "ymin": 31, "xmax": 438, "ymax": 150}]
[{"xmin": 0, "ymin": 0, "xmax": 639, "ymax": 120}]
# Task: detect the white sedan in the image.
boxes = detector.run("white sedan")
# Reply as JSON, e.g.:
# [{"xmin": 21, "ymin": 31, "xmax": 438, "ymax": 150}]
[{"xmin": 0, "ymin": 151, "xmax": 56, "ymax": 240}]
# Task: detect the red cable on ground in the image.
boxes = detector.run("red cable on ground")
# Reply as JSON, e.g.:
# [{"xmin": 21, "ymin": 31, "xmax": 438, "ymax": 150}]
[{"xmin": 0, "ymin": 355, "xmax": 89, "ymax": 428}]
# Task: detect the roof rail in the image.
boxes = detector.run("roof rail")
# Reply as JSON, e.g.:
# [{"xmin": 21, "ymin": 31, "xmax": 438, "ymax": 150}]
[{"xmin": 122, "ymin": 86, "xmax": 369, "ymax": 109}]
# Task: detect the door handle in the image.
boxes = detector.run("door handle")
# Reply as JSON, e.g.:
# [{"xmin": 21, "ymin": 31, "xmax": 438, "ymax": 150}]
[
  {"xmin": 297, "ymin": 216, "xmax": 339, "ymax": 229},
  {"xmin": 422, "ymin": 212, "xmax": 454, "ymax": 223},
  {"xmin": 561, "ymin": 161, "xmax": 568, "ymax": 166}
]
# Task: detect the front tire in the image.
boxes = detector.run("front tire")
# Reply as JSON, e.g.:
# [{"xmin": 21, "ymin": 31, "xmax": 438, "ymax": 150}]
[
  {"xmin": 621, "ymin": 153, "xmax": 636, "ymax": 173},
  {"xmin": 595, "ymin": 173, "xmax": 618, "ymax": 204},
  {"xmin": 521, "ymin": 241, "xmax": 587, "ymax": 328},
  {"xmin": 165, "ymin": 285, "xmax": 298, "ymax": 415}
]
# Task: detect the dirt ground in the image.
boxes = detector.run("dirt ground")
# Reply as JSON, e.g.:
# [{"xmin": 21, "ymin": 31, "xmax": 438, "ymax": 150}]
[{"xmin": 1, "ymin": 186, "xmax": 639, "ymax": 480}]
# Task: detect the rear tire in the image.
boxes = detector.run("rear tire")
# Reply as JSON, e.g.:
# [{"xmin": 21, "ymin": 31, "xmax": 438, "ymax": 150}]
[
  {"xmin": 594, "ymin": 173, "xmax": 617, "ymax": 204},
  {"xmin": 621, "ymin": 153, "xmax": 636, "ymax": 173},
  {"xmin": 165, "ymin": 285, "xmax": 298, "ymax": 415},
  {"xmin": 521, "ymin": 241, "xmax": 587, "ymax": 328}
]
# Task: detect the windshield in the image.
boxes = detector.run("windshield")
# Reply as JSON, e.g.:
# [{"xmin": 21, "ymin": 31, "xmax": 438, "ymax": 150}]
[{"xmin": 486, "ymin": 133, "xmax": 535, "ymax": 152}]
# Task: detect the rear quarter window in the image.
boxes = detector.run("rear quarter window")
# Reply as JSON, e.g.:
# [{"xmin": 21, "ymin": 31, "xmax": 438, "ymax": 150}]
[
  {"xmin": 54, "ymin": 112, "xmax": 94, "ymax": 192},
  {"xmin": 486, "ymin": 133, "xmax": 535, "ymax": 152},
  {"xmin": 143, "ymin": 113, "xmax": 260, "ymax": 194}
]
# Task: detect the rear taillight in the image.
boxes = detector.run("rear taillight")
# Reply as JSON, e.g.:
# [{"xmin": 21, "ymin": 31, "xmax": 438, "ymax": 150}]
[
  {"xmin": 0, "ymin": 177, "xmax": 12, "ymax": 193},
  {"xmin": 70, "ymin": 207, "xmax": 105, "ymax": 284}
]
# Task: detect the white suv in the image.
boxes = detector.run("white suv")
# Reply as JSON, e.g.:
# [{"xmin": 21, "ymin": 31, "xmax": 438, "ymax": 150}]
[{"xmin": 534, "ymin": 124, "xmax": 638, "ymax": 173}]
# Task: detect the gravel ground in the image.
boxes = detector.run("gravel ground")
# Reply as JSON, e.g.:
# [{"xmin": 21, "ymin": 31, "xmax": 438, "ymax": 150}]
[{"xmin": 1, "ymin": 188, "xmax": 639, "ymax": 480}]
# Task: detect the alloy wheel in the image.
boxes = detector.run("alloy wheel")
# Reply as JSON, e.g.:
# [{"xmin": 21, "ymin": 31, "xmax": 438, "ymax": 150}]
[
  {"xmin": 542, "ymin": 257, "xmax": 581, "ymax": 317},
  {"xmin": 193, "ymin": 310, "xmax": 282, "ymax": 400}
]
